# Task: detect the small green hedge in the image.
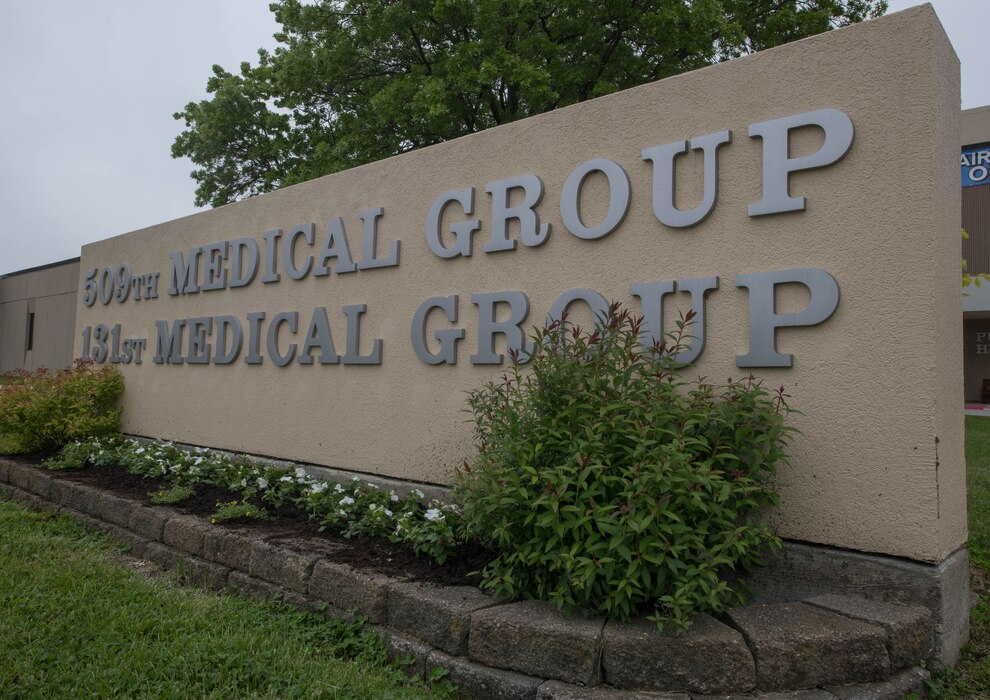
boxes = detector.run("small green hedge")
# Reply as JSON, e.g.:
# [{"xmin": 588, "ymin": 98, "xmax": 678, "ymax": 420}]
[
  {"xmin": 0, "ymin": 361, "xmax": 123, "ymax": 454},
  {"xmin": 455, "ymin": 303, "xmax": 793, "ymax": 630}
]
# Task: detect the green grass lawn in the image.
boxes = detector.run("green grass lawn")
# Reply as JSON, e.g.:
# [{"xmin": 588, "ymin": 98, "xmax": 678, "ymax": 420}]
[{"xmin": 0, "ymin": 498, "xmax": 449, "ymax": 699}]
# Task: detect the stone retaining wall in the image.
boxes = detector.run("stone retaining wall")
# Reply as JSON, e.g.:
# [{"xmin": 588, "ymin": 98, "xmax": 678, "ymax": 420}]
[{"xmin": 0, "ymin": 458, "xmax": 934, "ymax": 699}]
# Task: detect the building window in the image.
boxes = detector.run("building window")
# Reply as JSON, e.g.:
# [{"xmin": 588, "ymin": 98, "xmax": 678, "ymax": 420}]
[{"xmin": 26, "ymin": 312, "xmax": 34, "ymax": 352}]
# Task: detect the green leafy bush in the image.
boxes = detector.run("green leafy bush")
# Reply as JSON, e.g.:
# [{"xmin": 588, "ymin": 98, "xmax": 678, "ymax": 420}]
[
  {"xmin": 455, "ymin": 303, "xmax": 793, "ymax": 630},
  {"xmin": 0, "ymin": 360, "xmax": 123, "ymax": 454}
]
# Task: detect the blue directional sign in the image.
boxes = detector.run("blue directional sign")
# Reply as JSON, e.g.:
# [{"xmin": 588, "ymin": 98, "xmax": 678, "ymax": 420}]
[{"xmin": 963, "ymin": 146, "xmax": 990, "ymax": 187}]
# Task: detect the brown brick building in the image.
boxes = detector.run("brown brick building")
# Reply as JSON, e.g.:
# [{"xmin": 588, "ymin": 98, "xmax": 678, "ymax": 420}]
[{"xmin": 961, "ymin": 105, "xmax": 990, "ymax": 402}]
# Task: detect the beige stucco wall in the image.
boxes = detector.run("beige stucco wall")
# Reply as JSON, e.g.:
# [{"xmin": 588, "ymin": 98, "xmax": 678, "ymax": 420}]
[
  {"xmin": 0, "ymin": 260, "xmax": 80, "ymax": 373},
  {"xmin": 76, "ymin": 5, "xmax": 963, "ymax": 563}
]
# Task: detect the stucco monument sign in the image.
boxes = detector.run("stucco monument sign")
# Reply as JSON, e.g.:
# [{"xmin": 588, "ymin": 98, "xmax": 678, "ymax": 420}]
[{"xmin": 76, "ymin": 6, "xmax": 967, "ymax": 659}]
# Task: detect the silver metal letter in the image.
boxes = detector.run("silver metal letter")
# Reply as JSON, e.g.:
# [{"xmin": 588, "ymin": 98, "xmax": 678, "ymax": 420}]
[
  {"xmin": 470, "ymin": 291, "xmax": 533, "ymax": 365},
  {"xmin": 643, "ymin": 130, "xmax": 731, "ymax": 228},
  {"xmin": 167, "ymin": 248, "xmax": 202, "ymax": 295},
  {"xmin": 267, "ymin": 311, "xmax": 298, "ymax": 367},
  {"xmin": 560, "ymin": 159, "xmax": 630, "ymax": 240},
  {"xmin": 314, "ymin": 217, "xmax": 358, "ymax": 276},
  {"xmin": 213, "ymin": 315, "xmax": 243, "ymax": 364},
  {"xmin": 735, "ymin": 268, "xmax": 840, "ymax": 368},
  {"xmin": 356, "ymin": 207, "xmax": 399, "ymax": 270},
  {"xmin": 261, "ymin": 230, "xmax": 282, "ymax": 284},
  {"xmin": 245, "ymin": 311, "xmax": 266, "ymax": 364},
  {"xmin": 342, "ymin": 304, "xmax": 382, "ymax": 365},
  {"xmin": 748, "ymin": 109, "xmax": 854, "ymax": 217},
  {"xmin": 200, "ymin": 242, "xmax": 229, "ymax": 291},
  {"xmin": 546, "ymin": 288, "xmax": 609, "ymax": 326},
  {"xmin": 425, "ymin": 188, "xmax": 481, "ymax": 258},
  {"xmin": 153, "ymin": 319, "xmax": 186, "ymax": 364},
  {"xmin": 284, "ymin": 224, "xmax": 315, "ymax": 280},
  {"xmin": 411, "ymin": 295, "xmax": 464, "ymax": 365},
  {"xmin": 229, "ymin": 238, "xmax": 259, "ymax": 288},
  {"xmin": 186, "ymin": 317, "xmax": 213, "ymax": 364},
  {"xmin": 483, "ymin": 175, "xmax": 549, "ymax": 252},
  {"xmin": 630, "ymin": 277, "xmax": 718, "ymax": 365},
  {"xmin": 298, "ymin": 307, "xmax": 340, "ymax": 365}
]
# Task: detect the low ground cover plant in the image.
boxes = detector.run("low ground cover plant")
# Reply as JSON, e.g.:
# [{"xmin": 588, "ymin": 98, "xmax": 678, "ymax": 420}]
[
  {"xmin": 0, "ymin": 360, "xmax": 123, "ymax": 454},
  {"xmin": 148, "ymin": 484, "xmax": 196, "ymax": 505},
  {"xmin": 211, "ymin": 500, "xmax": 270, "ymax": 523},
  {"xmin": 455, "ymin": 303, "xmax": 793, "ymax": 630},
  {"xmin": 45, "ymin": 436, "xmax": 462, "ymax": 562}
]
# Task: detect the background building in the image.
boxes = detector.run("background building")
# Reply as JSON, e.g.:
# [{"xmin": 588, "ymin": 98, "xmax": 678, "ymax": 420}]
[
  {"xmin": 0, "ymin": 258, "xmax": 79, "ymax": 374},
  {"xmin": 961, "ymin": 105, "xmax": 990, "ymax": 402}
]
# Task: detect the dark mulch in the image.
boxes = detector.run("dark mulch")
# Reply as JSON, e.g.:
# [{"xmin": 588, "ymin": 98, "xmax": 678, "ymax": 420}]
[{"xmin": 13, "ymin": 456, "xmax": 493, "ymax": 587}]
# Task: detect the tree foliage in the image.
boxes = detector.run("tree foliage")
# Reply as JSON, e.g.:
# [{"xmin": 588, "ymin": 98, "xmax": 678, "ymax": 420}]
[{"xmin": 173, "ymin": 0, "xmax": 887, "ymax": 208}]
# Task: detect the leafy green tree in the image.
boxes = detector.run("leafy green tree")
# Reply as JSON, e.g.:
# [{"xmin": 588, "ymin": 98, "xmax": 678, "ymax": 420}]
[{"xmin": 173, "ymin": 0, "xmax": 887, "ymax": 207}]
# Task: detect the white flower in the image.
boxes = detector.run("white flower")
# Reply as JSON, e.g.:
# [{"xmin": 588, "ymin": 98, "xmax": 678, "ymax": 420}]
[
  {"xmin": 424, "ymin": 508, "xmax": 443, "ymax": 522},
  {"xmin": 310, "ymin": 482, "xmax": 327, "ymax": 494},
  {"xmin": 339, "ymin": 496, "xmax": 355, "ymax": 506},
  {"xmin": 334, "ymin": 483, "xmax": 344, "ymax": 493},
  {"xmin": 389, "ymin": 491, "xmax": 399, "ymax": 503},
  {"xmin": 280, "ymin": 475, "xmax": 293, "ymax": 483},
  {"xmin": 257, "ymin": 477, "xmax": 269, "ymax": 490},
  {"xmin": 339, "ymin": 509, "xmax": 347, "ymax": 517},
  {"xmin": 135, "ymin": 447, "xmax": 145, "ymax": 455},
  {"xmin": 295, "ymin": 467, "xmax": 307, "ymax": 479},
  {"xmin": 369, "ymin": 503, "xmax": 378, "ymax": 512},
  {"xmin": 194, "ymin": 457, "xmax": 204, "ymax": 466},
  {"xmin": 366, "ymin": 482, "xmax": 378, "ymax": 489},
  {"xmin": 384, "ymin": 509, "xmax": 393, "ymax": 517},
  {"xmin": 241, "ymin": 478, "xmax": 248, "ymax": 487},
  {"xmin": 351, "ymin": 476, "xmax": 361, "ymax": 482},
  {"xmin": 413, "ymin": 489, "xmax": 425, "ymax": 500}
]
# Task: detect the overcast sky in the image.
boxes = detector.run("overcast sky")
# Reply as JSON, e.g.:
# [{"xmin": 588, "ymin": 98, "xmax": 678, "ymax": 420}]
[{"xmin": 0, "ymin": 1, "xmax": 986, "ymax": 277}]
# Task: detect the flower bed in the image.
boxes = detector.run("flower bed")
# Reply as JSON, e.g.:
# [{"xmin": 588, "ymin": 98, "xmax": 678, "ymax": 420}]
[
  {"xmin": 48, "ymin": 435, "xmax": 464, "ymax": 564},
  {"xmin": 0, "ymin": 455, "xmax": 935, "ymax": 698}
]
